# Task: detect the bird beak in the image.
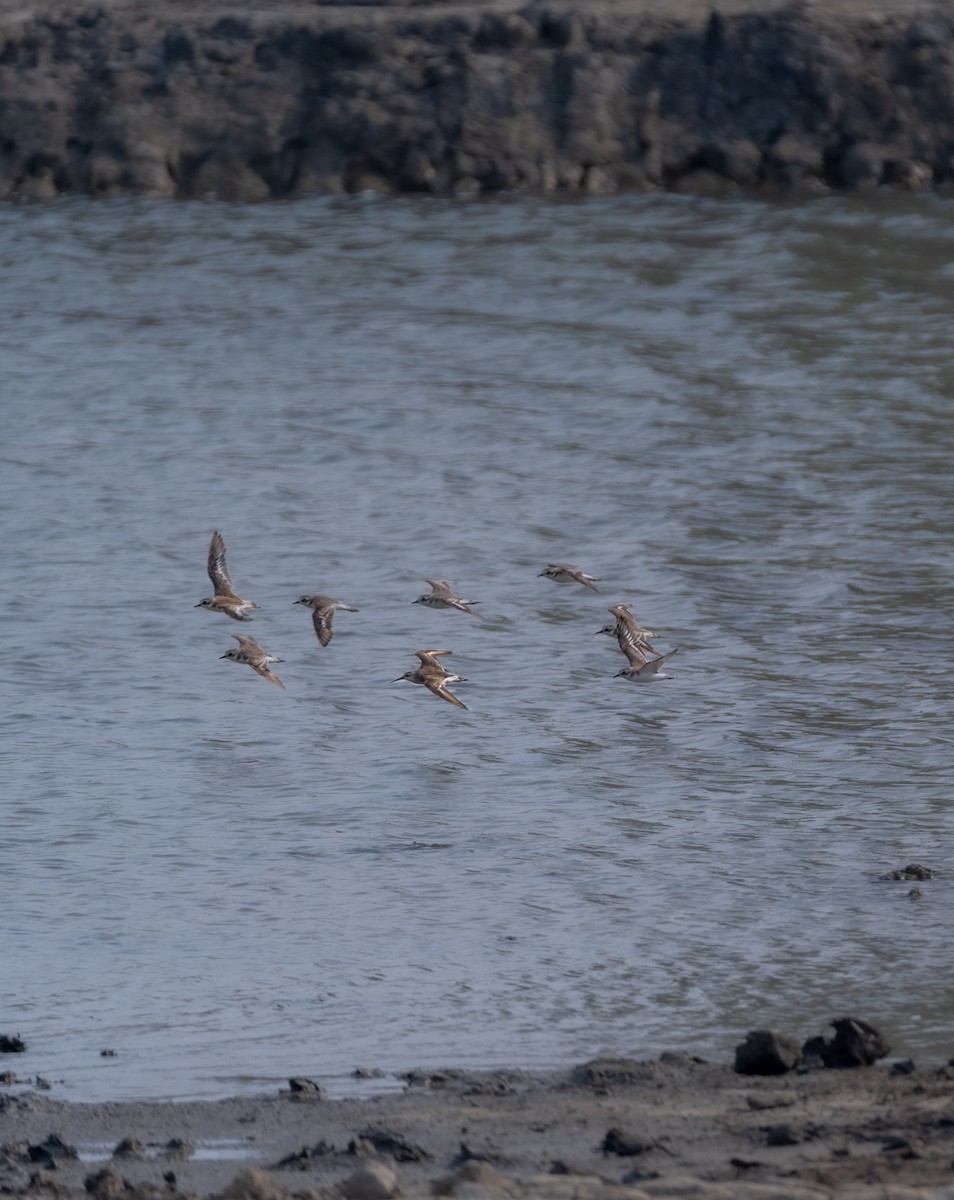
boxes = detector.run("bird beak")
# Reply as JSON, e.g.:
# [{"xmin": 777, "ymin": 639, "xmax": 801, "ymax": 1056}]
[
  {"xmin": 220, "ymin": 654, "xmax": 229, "ymax": 659},
  {"xmin": 391, "ymin": 676, "xmax": 404, "ymax": 683},
  {"xmin": 194, "ymin": 603, "xmax": 203, "ymax": 608}
]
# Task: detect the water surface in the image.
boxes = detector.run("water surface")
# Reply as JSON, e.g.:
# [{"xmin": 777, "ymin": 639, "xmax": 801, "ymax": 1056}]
[{"xmin": 2, "ymin": 193, "xmax": 952, "ymax": 1100}]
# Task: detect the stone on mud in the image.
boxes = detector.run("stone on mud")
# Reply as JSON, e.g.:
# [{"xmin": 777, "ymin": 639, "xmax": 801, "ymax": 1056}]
[{"xmin": 734, "ymin": 1031, "xmax": 802, "ymax": 1077}]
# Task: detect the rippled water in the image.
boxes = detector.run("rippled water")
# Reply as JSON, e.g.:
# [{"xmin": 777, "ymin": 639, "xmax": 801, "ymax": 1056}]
[{"xmin": 2, "ymin": 194, "xmax": 952, "ymax": 1101}]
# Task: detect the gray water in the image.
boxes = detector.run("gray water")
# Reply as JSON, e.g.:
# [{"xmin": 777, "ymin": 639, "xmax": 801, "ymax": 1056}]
[{"xmin": 2, "ymin": 194, "xmax": 952, "ymax": 1102}]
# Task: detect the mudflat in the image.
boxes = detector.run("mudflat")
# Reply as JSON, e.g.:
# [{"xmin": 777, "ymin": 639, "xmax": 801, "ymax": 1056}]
[{"xmin": 3, "ymin": 1056, "xmax": 954, "ymax": 1199}]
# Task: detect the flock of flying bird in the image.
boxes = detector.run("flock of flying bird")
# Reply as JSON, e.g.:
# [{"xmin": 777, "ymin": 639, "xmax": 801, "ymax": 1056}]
[{"xmin": 195, "ymin": 532, "xmax": 678, "ymax": 708}]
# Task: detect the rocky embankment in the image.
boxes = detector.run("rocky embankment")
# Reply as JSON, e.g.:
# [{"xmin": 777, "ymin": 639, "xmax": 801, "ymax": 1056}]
[{"xmin": 2, "ymin": 0, "xmax": 954, "ymax": 200}]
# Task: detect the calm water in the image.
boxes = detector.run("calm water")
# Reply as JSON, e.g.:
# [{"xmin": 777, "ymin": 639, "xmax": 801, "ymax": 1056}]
[{"xmin": 2, "ymin": 194, "xmax": 952, "ymax": 1101}]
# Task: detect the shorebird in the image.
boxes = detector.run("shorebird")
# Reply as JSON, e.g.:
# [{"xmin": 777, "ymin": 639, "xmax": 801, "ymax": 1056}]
[
  {"xmin": 597, "ymin": 603, "xmax": 661, "ymax": 658},
  {"xmin": 413, "ymin": 580, "xmax": 484, "ymax": 619},
  {"xmin": 220, "ymin": 635, "xmax": 286, "ymax": 690},
  {"xmin": 614, "ymin": 648, "xmax": 678, "ymax": 683},
  {"xmin": 393, "ymin": 649, "xmax": 468, "ymax": 709},
  {"xmin": 538, "ymin": 563, "xmax": 601, "ymax": 592},
  {"xmin": 293, "ymin": 594, "xmax": 359, "ymax": 647},
  {"xmin": 195, "ymin": 531, "xmax": 260, "ymax": 621}
]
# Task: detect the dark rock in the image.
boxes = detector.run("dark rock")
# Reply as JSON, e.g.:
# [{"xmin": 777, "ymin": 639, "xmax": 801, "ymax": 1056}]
[
  {"xmin": 286, "ymin": 1076, "xmax": 323, "ymax": 1098},
  {"xmin": 272, "ymin": 1141, "xmax": 334, "ymax": 1169},
  {"xmin": 891, "ymin": 1059, "xmax": 916, "ymax": 1076},
  {"xmin": 698, "ymin": 138, "xmax": 762, "ymax": 186},
  {"xmin": 837, "ymin": 141, "xmax": 886, "ymax": 188},
  {"xmin": 112, "ymin": 1138, "xmax": 146, "ymax": 1160},
  {"xmin": 0, "ymin": 1036, "xmax": 26, "ymax": 1053},
  {"xmin": 161, "ymin": 1139, "xmax": 195, "ymax": 1161},
  {"xmin": 884, "ymin": 863, "xmax": 936, "ymax": 881},
  {"xmin": 0, "ymin": 1071, "xmax": 16, "ymax": 1084},
  {"xmin": 351, "ymin": 1129, "xmax": 430, "ymax": 1162},
  {"xmin": 763, "ymin": 1124, "xmax": 800, "ymax": 1146},
  {"xmin": 602, "ymin": 1128, "xmax": 656, "ymax": 1156},
  {"xmin": 27, "ymin": 1136, "xmax": 79, "ymax": 1169},
  {"xmin": 764, "ymin": 133, "xmax": 826, "ymax": 187},
  {"xmin": 810, "ymin": 1017, "xmax": 890, "ymax": 1068},
  {"xmin": 34, "ymin": 1076, "xmax": 52, "ymax": 1091},
  {"xmin": 735, "ymin": 1031, "xmax": 803, "ymax": 1076},
  {"xmin": 99, "ymin": 1049, "xmax": 117, "ymax": 1058}
]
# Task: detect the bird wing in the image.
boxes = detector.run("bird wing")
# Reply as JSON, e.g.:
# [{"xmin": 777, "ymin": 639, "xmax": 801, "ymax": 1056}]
[
  {"xmin": 637, "ymin": 648, "xmax": 678, "ymax": 676},
  {"xmin": 252, "ymin": 663, "xmax": 287, "ymax": 690},
  {"xmin": 416, "ymin": 648, "xmax": 453, "ymax": 668},
  {"xmin": 425, "ymin": 579, "xmax": 458, "ymax": 597},
  {"xmin": 620, "ymin": 638, "xmax": 649, "ymax": 668},
  {"xmin": 618, "ymin": 624, "xmax": 660, "ymax": 660},
  {"xmin": 608, "ymin": 603, "xmax": 633, "ymax": 619},
  {"xmin": 208, "ymin": 531, "xmax": 236, "ymax": 597},
  {"xmin": 232, "ymin": 634, "xmax": 264, "ymax": 654},
  {"xmin": 312, "ymin": 604, "xmax": 335, "ymax": 647},
  {"xmin": 577, "ymin": 571, "xmax": 600, "ymax": 592},
  {"xmin": 449, "ymin": 598, "xmax": 485, "ymax": 619},
  {"xmin": 422, "ymin": 672, "xmax": 468, "ymax": 709}
]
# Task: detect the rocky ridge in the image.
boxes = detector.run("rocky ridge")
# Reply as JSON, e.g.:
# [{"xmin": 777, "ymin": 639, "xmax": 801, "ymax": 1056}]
[{"xmin": 3, "ymin": 0, "xmax": 954, "ymax": 199}]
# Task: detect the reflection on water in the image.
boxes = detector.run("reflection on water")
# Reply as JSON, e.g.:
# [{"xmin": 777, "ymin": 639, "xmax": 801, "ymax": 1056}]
[{"xmin": 1, "ymin": 193, "xmax": 952, "ymax": 1100}]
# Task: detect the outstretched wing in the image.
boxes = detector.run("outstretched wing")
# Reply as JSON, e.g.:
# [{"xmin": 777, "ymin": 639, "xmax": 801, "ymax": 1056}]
[
  {"xmin": 425, "ymin": 579, "xmax": 458, "ymax": 598},
  {"xmin": 619, "ymin": 638, "xmax": 649, "ymax": 669},
  {"xmin": 252, "ymin": 663, "xmax": 287, "ymax": 690},
  {"xmin": 423, "ymin": 672, "xmax": 468, "ymax": 709},
  {"xmin": 446, "ymin": 598, "xmax": 483, "ymax": 619},
  {"xmin": 208, "ymin": 531, "xmax": 235, "ymax": 597},
  {"xmin": 637, "ymin": 648, "xmax": 678, "ymax": 676},
  {"xmin": 416, "ymin": 648, "xmax": 453, "ymax": 668},
  {"xmin": 232, "ymin": 634, "xmax": 264, "ymax": 654}
]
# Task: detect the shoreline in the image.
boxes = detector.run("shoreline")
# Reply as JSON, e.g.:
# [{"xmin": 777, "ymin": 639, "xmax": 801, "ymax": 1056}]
[
  {"xmin": 3, "ymin": 0, "xmax": 954, "ymax": 200},
  {"xmin": 3, "ymin": 1054, "xmax": 954, "ymax": 1198}
]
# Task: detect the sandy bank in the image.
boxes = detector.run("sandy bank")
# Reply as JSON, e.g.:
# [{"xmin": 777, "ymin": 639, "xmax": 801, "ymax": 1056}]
[
  {"xmin": 2, "ymin": 1056, "xmax": 954, "ymax": 1199},
  {"xmin": 3, "ymin": 0, "xmax": 954, "ymax": 199}
]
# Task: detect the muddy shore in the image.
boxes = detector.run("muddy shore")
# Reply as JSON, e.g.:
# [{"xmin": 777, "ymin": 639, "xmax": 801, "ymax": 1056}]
[
  {"xmin": 3, "ymin": 0, "xmax": 954, "ymax": 199},
  {"xmin": 3, "ymin": 1055, "xmax": 954, "ymax": 1199}
]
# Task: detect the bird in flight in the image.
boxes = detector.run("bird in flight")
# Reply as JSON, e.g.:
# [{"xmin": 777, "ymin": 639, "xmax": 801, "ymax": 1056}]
[{"xmin": 195, "ymin": 531, "xmax": 260, "ymax": 621}]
